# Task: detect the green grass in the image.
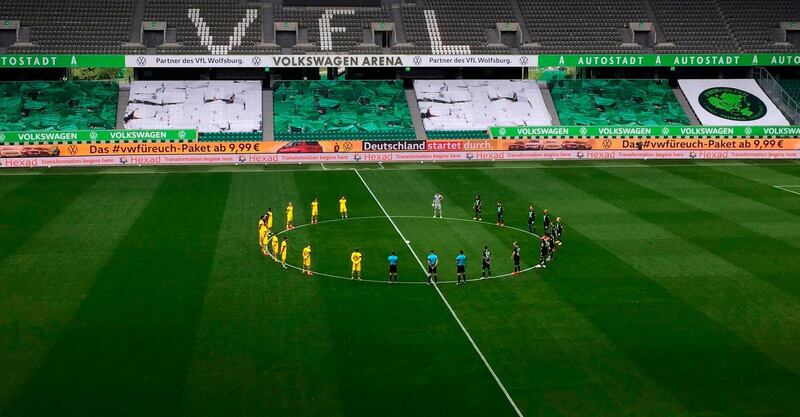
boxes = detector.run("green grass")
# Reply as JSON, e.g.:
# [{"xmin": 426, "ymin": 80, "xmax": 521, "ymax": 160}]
[{"xmin": 2, "ymin": 160, "xmax": 800, "ymax": 417}]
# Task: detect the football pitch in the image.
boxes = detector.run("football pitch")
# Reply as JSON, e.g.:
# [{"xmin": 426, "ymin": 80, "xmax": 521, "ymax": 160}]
[{"xmin": 2, "ymin": 159, "xmax": 800, "ymax": 417}]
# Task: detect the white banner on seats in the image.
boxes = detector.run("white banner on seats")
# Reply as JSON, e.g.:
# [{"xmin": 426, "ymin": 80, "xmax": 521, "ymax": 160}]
[{"xmin": 678, "ymin": 79, "xmax": 789, "ymax": 126}]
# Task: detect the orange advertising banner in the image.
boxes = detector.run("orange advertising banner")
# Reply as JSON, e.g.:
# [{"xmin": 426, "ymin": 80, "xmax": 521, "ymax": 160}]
[
  {"xmin": 56, "ymin": 141, "xmax": 362, "ymax": 156},
  {"xmin": 42, "ymin": 138, "xmax": 800, "ymax": 157}
]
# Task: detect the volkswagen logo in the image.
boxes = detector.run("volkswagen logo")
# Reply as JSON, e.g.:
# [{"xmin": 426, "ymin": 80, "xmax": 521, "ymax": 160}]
[
  {"xmin": 744, "ymin": 127, "xmax": 752, "ymax": 135},
  {"xmin": 67, "ymin": 145, "xmax": 78, "ymax": 155},
  {"xmin": 498, "ymin": 127, "xmax": 507, "ymax": 136},
  {"xmin": 136, "ymin": 56, "xmax": 147, "ymax": 66},
  {"xmin": 89, "ymin": 131, "xmax": 98, "ymax": 141},
  {"xmin": 661, "ymin": 127, "xmax": 670, "ymax": 136},
  {"xmin": 251, "ymin": 56, "xmax": 262, "ymax": 66},
  {"xmin": 178, "ymin": 130, "xmax": 187, "ymax": 139},
  {"xmin": 412, "ymin": 56, "xmax": 422, "ymax": 65},
  {"xmin": 0, "ymin": 133, "xmax": 5, "ymax": 142},
  {"xmin": 602, "ymin": 139, "xmax": 612, "ymax": 149},
  {"xmin": 579, "ymin": 127, "xmax": 588, "ymax": 136},
  {"xmin": 343, "ymin": 141, "xmax": 353, "ymax": 151},
  {"xmin": 519, "ymin": 56, "xmax": 529, "ymax": 66}
]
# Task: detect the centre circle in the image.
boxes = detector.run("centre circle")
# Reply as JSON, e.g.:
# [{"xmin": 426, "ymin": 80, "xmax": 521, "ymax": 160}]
[{"xmin": 272, "ymin": 216, "xmax": 545, "ymax": 285}]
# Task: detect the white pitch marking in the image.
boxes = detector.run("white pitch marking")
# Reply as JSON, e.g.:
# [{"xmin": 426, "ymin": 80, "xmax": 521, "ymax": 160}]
[
  {"xmin": 774, "ymin": 185, "xmax": 800, "ymax": 196},
  {"xmin": 273, "ymin": 215, "xmax": 539, "ymax": 284},
  {"xmin": 354, "ymin": 169, "xmax": 525, "ymax": 417}
]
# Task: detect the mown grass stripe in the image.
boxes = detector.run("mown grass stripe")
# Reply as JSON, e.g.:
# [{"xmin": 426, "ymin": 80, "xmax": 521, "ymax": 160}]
[
  {"xmin": 477, "ymin": 167, "xmax": 800, "ymax": 415},
  {"xmin": 0, "ymin": 174, "xmax": 165, "ymax": 412},
  {"xmin": 5, "ymin": 173, "xmax": 232, "ymax": 417},
  {"xmin": 639, "ymin": 166, "xmax": 800, "ymax": 248},
  {"xmin": 177, "ymin": 172, "xmax": 351, "ymax": 417},
  {"xmin": 0, "ymin": 175, "xmax": 101, "ymax": 262},
  {"xmin": 593, "ymin": 167, "xmax": 800, "ymax": 298}
]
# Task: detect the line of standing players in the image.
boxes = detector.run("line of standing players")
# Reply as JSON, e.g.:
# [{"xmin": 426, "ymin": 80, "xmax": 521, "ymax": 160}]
[{"xmin": 472, "ymin": 194, "xmax": 563, "ymax": 272}]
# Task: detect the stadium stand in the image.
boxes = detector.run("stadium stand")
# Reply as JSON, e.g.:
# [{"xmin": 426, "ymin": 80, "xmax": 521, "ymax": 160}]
[
  {"xmin": 124, "ymin": 80, "xmax": 262, "ymax": 135},
  {"xmin": 0, "ymin": 81, "xmax": 118, "ymax": 131},
  {"xmin": 143, "ymin": 0, "xmax": 273, "ymax": 54},
  {"xmin": 0, "ymin": 0, "xmax": 140, "ymax": 54},
  {"xmin": 414, "ymin": 80, "xmax": 552, "ymax": 136},
  {"xmin": 548, "ymin": 79, "xmax": 690, "ymax": 126},
  {"xmin": 2, "ymin": 0, "xmax": 800, "ymax": 54},
  {"xmin": 650, "ymin": 0, "xmax": 738, "ymax": 52},
  {"xmin": 273, "ymin": 80, "xmax": 414, "ymax": 140},
  {"xmin": 717, "ymin": 0, "xmax": 800, "ymax": 52},
  {"xmin": 396, "ymin": 0, "xmax": 515, "ymax": 54},
  {"xmin": 518, "ymin": 0, "xmax": 649, "ymax": 53},
  {"xmin": 274, "ymin": 5, "xmax": 391, "ymax": 53}
]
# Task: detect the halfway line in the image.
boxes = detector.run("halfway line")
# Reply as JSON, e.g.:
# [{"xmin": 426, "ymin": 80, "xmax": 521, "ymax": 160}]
[{"xmin": 354, "ymin": 169, "xmax": 525, "ymax": 417}]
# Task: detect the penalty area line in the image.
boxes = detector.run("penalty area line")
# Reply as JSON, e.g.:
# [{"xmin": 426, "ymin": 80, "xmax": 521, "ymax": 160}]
[
  {"xmin": 354, "ymin": 169, "xmax": 525, "ymax": 417},
  {"xmin": 774, "ymin": 185, "xmax": 800, "ymax": 196}
]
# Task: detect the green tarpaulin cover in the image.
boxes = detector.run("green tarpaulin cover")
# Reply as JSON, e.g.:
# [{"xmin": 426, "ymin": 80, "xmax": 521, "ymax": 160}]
[
  {"xmin": 273, "ymin": 80, "xmax": 413, "ymax": 137},
  {"xmin": 548, "ymin": 79, "xmax": 690, "ymax": 126},
  {"xmin": 0, "ymin": 81, "xmax": 118, "ymax": 132}
]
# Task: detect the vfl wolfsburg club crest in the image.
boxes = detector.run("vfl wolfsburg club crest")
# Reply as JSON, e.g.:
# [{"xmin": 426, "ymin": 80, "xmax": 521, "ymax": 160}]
[{"xmin": 698, "ymin": 87, "xmax": 767, "ymax": 121}]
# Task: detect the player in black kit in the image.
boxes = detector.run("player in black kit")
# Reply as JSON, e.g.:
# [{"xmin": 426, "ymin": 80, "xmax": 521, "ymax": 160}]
[
  {"xmin": 554, "ymin": 217, "xmax": 563, "ymax": 245},
  {"xmin": 481, "ymin": 246, "xmax": 491, "ymax": 279},
  {"xmin": 511, "ymin": 242, "xmax": 521, "ymax": 275},
  {"xmin": 496, "ymin": 202, "xmax": 505, "ymax": 226},
  {"xmin": 527, "ymin": 205, "xmax": 536, "ymax": 234},
  {"xmin": 473, "ymin": 194, "xmax": 482, "ymax": 221},
  {"xmin": 542, "ymin": 209, "xmax": 551, "ymax": 233},
  {"xmin": 538, "ymin": 235, "xmax": 550, "ymax": 268}
]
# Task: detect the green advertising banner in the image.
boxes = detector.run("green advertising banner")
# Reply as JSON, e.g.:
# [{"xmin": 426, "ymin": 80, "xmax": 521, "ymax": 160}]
[
  {"xmin": 0, "ymin": 129, "xmax": 197, "ymax": 143},
  {"xmin": 489, "ymin": 125, "xmax": 800, "ymax": 139},
  {"xmin": 537, "ymin": 54, "xmax": 800, "ymax": 67},
  {"xmin": 0, "ymin": 55, "xmax": 125, "ymax": 68},
  {"xmin": 1, "ymin": 54, "xmax": 800, "ymax": 69}
]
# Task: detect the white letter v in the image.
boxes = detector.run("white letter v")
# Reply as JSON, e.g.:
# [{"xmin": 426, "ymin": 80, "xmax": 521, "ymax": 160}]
[{"xmin": 188, "ymin": 8, "xmax": 258, "ymax": 55}]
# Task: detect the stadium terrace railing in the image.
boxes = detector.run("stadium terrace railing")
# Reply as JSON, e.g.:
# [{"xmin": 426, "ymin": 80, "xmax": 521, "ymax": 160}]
[{"xmin": 754, "ymin": 67, "xmax": 800, "ymax": 125}]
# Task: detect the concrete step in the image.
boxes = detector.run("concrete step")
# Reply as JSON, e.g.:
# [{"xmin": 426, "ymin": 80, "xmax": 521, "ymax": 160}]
[
  {"xmin": 539, "ymin": 82, "xmax": 561, "ymax": 126},
  {"xmin": 263, "ymin": 88, "xmax": 274, "ymax": 141},
  {"xmin": 672, "ymin": 87, "xmax": 700, "ymax": 125},
  {"xmin": 116, "ymin": 87, "xmax": 130, "ymax": 130},
  {"xmin": 405, "ymin": 88, "xmax": 427, "ymax": 140}
]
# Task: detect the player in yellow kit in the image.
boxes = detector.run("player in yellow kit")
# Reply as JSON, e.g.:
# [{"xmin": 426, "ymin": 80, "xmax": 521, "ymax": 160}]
[
  {"xmin": 351, "ymin": 248, "xmax": 362, "ymax": 280},
  {"xmin": 311, "ymin": 198, "xmax": 319, "ymax": 224},
  {"xmin": 258, "ymin": 216, "xmax": 267, "ymax": 248},
  {"xmin": 286, "ymin": 202, "xmax": 294, "ymax": 230},
  {"xmin": 270, "ymin": 234, "xmax": 279, "ymax": 261},
  {"xmin": 266, "ymin": 208, "xmax": 273, "ymax": 233},
  {"xmin": 339, "ymin": 195, "xmax": 348, "ymax": 219},
  {"xmin": 259, "ymin": 225, "xmax": 269, "ymax": 255},
  {"xmin": 302, "ymin": 244, "xmax": 313, "ymax": 276},
  {"xmin": 279, "ymin": 237, "xmax": 288, "ymax": 268}
]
